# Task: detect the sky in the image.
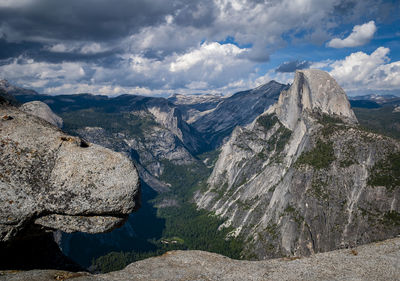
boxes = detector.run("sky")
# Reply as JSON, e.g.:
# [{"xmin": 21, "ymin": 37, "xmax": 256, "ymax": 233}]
[{"xmin": 0, "ymin": 0, "xmax": 399, "ymax": 97}]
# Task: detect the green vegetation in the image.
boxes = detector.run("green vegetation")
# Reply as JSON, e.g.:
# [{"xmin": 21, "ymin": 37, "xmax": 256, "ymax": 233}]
[
  {"xmin": 353, "ymin": 107, "xmax": 400, "ymax": 140},
  {"xmin": 358, "ymin": 208, "xmax": 400, "ymax": 228},
  {"xmin": 158, "ymin": 203, "xmax": 244, "ymax": 258},
  {"xmin": 161, "ymin": 236, "xmax": 185, "ymax": 244},
  {"xmin": 61, "ymin": 109, "xmax": 158, "ymax": 139},
  {"xmin": 368, "ymin": 152, "xmax": 400, "ymax": 191},
  {"xmin": 257, "ymin": 114, "xmax": 278, "ymax": 131},
  {"xmin": 236, "ymin": 199, "xmax": 252, "ymax": 210},
  {"xmin": 318, "ymin": 113, "xmax": 344, "ymax": 125},
  {"xmin": 339, "ymin": 144, "xmax": 357, "ymax": 168},
  {"xmin": 197, "ymin": 149, "xmax": 221, "ymax": 168},
  {"xmin": 315, "ymin": 113, "xmax": 345, "ymax": 137},
  {"xmin": 92, "ymin": 251, "xmax": 166, "ymax": 273},
  {"xmin": 158, "ymin": 159, "xmax": 211, "ymax": 201},
  {"xmin": 92, "ymin": 203, "xmax": 244, "ymax": 273},
  {"xmin": 296, "ymin": 139, "xmax": 336, "ymax": 169},
  {"xmin": 321, "ymin": 123, "xmax": 338, "ymax": 137},
  {"xmin": 275, "ymin": 127, "xmax": 292, "ymax": 153},
  {"xmin": 382, "ymin": 211, "xmax": 400, "ymax": 227},
  {"xmin": 267, "ymin": 125, "xmax": 292, "ymax": 154},
  {"xmin": 256, "ymin": 149, "xmax": 268, "ymax": 160},
  {"xmin": 264, "ymin": 223, "xmax": 279, "ymax": 240},
  {"xmin": 282, "ymin": 205, "xmax": 304, "ymax": 225},
  {"xmin": 210, "ymin": 182, "xmax": 229, "ymax": 200},
  {"xmin": 156, "ymin": 159, "xmax": 244, "ymax": 259},
  {"xmin": 309, "ymin": 177, "xmax": 329, "ymax": 201}
]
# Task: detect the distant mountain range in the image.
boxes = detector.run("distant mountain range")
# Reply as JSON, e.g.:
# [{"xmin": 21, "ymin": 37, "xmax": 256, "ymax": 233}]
[{"xmin": 349, "ymin": 93, "xmax": 400, "ymax": 109}]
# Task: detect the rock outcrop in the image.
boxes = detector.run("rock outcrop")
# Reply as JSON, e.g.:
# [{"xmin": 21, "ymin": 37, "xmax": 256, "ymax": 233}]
[
  {"xmin": 2, "ymin": 237, "xmax": 400, "ymax": 280},
  {"xmin": 0, "ymin": 101, "xmax": 140, "ymax": 242},
  {"xmin": 20, "ymin": 101, "xmax": 63, "ymax": 128},
  {"xmin": 196, "ymin": 69, "xmax": 400, "ymax": 259}
]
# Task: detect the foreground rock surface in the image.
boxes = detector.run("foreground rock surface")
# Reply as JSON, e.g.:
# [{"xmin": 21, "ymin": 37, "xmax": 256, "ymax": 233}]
[
  {"xmin": 1, "ymin": 237, "xmax": 400, "ymax": 281},
  {"xmin": 0, "ymin": 101, "xmax": 140, "ymax": 242}
]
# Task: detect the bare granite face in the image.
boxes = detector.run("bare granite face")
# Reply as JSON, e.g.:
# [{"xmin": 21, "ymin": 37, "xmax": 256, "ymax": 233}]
[
  {"xmin": 20, "ymin": 101, "xmax": 63, "ymax": 128},
  {"xmin": 191, "ymin": 80, "xmax": 288, "ymax": 149},
  {"xmin": 271, "ymin": 69, "xmax": 358, "ymax": 130},
  {"xmin": 1, "ymin": 237, "xmax": 400, "ymax": 281},
  {"xmin": 196, "ymin": 69, "xmax": 400, "ymax": 259},
  {"xmin": 0, "ymin": 102, "xmax": 140, "ymax": 242}
]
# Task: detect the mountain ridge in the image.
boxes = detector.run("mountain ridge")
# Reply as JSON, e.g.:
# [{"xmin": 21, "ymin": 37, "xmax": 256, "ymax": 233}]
[
  {"xmin": 191, "ymin": 80, "xmax": 289, "ymax": 149},
  {"xmin": 196, "ymin": 69, "xmax": 400, "ymax": 259}
]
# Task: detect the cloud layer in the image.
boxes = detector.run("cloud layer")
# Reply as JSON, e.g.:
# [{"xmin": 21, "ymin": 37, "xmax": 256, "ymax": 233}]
[
  {"xmin": 330, "ymin": 47, "xmax": 400, "ymax": 92},
  {"xmin": 327, "ymin": 21, "xmax": 377, "ymax": 48},
  {"xmin": 0, "ymin": 0, "xmax": 398, "ymax": 96},
  {"xmin": 276, "ymin": 60, "xmax": 311, "ymax": 73}
]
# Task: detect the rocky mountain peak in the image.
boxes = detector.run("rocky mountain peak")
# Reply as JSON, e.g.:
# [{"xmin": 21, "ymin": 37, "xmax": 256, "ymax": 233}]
[
  {"xmin": 271, "ymin": 69, "xmax": 358, "ymax": 130},
  {"xmin": 196, "ymin": 69, "xmax": 399, "ymax": 260},
  {"xmin": 252, "ymin": 80, "xmax": 283, "ymax": 92}
]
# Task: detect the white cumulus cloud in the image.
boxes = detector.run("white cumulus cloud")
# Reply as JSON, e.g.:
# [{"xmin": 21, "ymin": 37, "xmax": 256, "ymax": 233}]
[
  {"xmin": 329, "ymin": 47, "xmax": 400, "ymax": 92},
  {"xmin": 170, "ymin": 42, "xmax": 246, "ymax": 72},
  {"xmin": 327, "ymin": 21, "xmax": 377, "ymax": 48}
]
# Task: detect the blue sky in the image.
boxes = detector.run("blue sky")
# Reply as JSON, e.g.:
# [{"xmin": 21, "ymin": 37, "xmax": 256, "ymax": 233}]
[{"xmin": 0, "ymin": 0, "xmax": 399, "ymax": 96}]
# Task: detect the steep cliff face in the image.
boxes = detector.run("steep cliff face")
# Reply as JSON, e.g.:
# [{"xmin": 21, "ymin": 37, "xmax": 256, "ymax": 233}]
[
  {"xmin": 192, "ymin": 81, "xmax": 288, "ymax": 149},
  {"xmin": 272, "ymin": 69, "xmax": 357, "ymax": 130},
  {"xmin": 0, "ymin": 101, "xmax": 140, "ymax": 242},
  {"xmin": 196, "ymin": 69, "xmax": 400, "ymax": 259},
  {"xmin": 144, "ymin": 97, "xmax": 207, "ymax": 155},
  {"xmin": 168, "ymin": 93, "xmax": 224, "ymax": 123}
]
